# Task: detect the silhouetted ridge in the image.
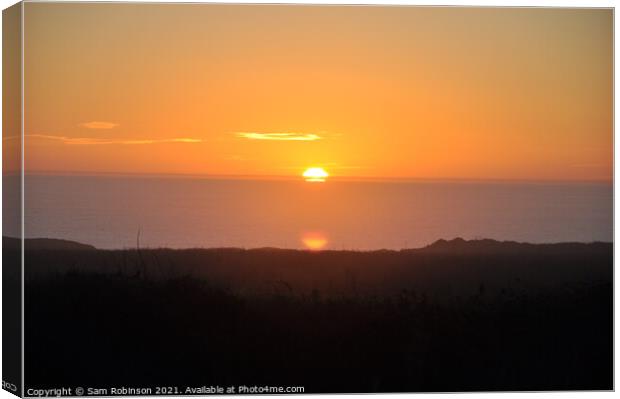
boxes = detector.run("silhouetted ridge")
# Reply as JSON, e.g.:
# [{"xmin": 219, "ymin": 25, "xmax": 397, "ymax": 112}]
[
  {"xmin": 420, "ymin": 237, "xmax": 608, "ymax": 254},
  {"xmin": 423, "ymin": 237, "xmax": 519, "ymax": 252},
  {"xmin": 3, "ymin": 236, "xmax": 96, "ymax": 251},
  {"xmin": 9, "ymin": 235, "xmax": 611, "ymax": 253}
]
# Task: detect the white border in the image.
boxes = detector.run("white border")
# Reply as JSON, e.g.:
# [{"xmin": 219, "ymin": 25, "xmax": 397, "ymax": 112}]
[{"xmin": 0, "ymin": 2, "xmax": 616, "ymax": 399}]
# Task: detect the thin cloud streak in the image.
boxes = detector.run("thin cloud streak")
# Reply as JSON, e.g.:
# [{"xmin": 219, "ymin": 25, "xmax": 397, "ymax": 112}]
[
  {"xmin": 237, "ymin": 132, "xmax": 321, "ymax": 141},
  {"xmin": 80, "ymin": 121, "xmax": 119, "ymax": 129},
  {"xmin": 26, "ymin": 134, "xmax": 202, "ymax": 145}
]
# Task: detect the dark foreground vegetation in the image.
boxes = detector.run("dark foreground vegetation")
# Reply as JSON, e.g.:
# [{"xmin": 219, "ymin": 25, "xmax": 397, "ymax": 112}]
[{"xmin": 10, "ymin": 237, "xmax": 613, "ymax": 392}]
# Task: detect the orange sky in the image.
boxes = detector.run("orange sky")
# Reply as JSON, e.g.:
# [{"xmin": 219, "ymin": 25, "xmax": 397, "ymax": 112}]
[{"xmin": 23, "ymin": 4, "xmax": 612, "ymax": 181}]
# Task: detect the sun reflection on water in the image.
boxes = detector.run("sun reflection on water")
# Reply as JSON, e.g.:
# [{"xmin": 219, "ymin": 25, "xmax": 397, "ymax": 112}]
[{"xmin": 302, "ymin": 232, "xmax": 328, "ymax": 250}]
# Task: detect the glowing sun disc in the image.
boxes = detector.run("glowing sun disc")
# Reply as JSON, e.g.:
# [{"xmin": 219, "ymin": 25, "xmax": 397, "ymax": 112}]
[{"xmin": 303, "ymin": 167, "xmax": 329, "ymax": 182}]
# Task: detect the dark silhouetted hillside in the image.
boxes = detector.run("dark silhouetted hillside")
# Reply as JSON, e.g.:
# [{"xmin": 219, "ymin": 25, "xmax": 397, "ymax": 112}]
[
  {"xmin": 15, "ymin": 238, "xmax": 612, "ymax": 392},
  {"xmin": 4, "ymin": 236, "xmax": 96, "ymax": 251}
]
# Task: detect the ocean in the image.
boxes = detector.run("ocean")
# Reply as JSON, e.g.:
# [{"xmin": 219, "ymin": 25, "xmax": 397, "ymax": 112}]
[{"xmin": 16, "ymin": 175, "xmax": 613, "ymax": 250}]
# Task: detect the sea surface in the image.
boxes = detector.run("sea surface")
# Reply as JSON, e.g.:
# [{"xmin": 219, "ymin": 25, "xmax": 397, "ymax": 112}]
[{"xmin": 15, "ymin": 175, "xmax": 613, "ymax": 250}]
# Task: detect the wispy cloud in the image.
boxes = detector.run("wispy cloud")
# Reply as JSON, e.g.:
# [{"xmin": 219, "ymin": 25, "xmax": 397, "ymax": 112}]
[
  {"xmin": 236, "ymin": 132, "xmax": 321, "ymax": 141},
  {"xmin": 27, "ymin": 134, "xmax": 202, "ymax": 145},
  {"xmin": 80, "ymin": 121, "xmax": 119, "ymax": 130}
]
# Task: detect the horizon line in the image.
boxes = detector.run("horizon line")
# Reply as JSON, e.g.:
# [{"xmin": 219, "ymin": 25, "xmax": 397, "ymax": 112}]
[
  {"xmin": 5, "ymin": 235, "xmax": 613, "ymax": 253},
  {"xmin": 15, "ymin": 170, "xmax": 613, "ymax": 185}
]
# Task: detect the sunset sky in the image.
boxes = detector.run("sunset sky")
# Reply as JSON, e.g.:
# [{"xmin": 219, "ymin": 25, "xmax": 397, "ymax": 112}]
[{"xmin": 23, "ymin": 4, "xmax": 612, "ymax": 181}]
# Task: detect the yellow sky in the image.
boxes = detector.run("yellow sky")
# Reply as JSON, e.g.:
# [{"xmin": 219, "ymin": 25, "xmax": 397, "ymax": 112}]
[{"xmin": 23, "ymin": 4, "xmax": 612, "ymax": 181}]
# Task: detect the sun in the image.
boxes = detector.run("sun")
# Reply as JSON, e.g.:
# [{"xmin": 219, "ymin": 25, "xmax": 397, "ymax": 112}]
[{"xmin": 303, "ymin": 167, "xmax": 329, "ymax": 182}]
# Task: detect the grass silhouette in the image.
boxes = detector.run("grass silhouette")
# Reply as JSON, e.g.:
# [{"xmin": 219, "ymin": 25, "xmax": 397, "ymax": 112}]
[{"xmin": 12, "ymin": 238, "xmax": 612, "ymax": 392}]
